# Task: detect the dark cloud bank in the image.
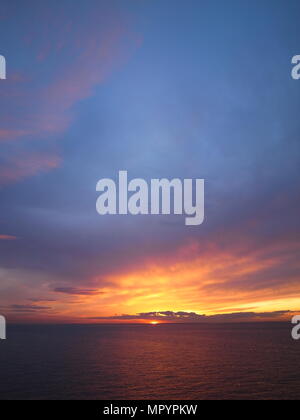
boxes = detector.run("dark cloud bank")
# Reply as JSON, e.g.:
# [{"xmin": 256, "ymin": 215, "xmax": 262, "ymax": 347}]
[{"xmin": 88, "ymin": 310, "xmax": 295, "ymax": 323}]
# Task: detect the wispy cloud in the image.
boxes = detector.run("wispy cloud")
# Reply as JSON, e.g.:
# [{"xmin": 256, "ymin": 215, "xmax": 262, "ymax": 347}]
[
  {"xmin": 0, "ymin": 151, "xmax": 61, "ymax": 186},
  {"xmin": 54, "ymin": 287, "xmax": 103, "ymax": 296},
  {"xmin": 0, "ymin": 304, "xmax": 53, "ymax": 313},
  {"xmin": 0, "ymin": 235, "xmax": 17, "ymax": 240},
  {"xmin": 0, "ymin": 8, "xmax": 139, "ymax": 143},
  {"xmin": 28, "ymin": 298, "xmax": 56, "ymax": 303},
  {"xmin": 0, "ymin": 3, "xmax": 141, "ymax": 185}
]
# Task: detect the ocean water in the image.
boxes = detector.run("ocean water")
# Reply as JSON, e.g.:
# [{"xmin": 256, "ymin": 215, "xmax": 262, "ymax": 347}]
[{"xmin": 0, "ymin": 323, "xmax": 299, "ymax": 400}]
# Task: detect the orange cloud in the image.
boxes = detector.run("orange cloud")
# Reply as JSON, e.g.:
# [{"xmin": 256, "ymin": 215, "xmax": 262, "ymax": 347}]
[
  {"xmin": 70, "ymin": 238, "xmax": 300, "ymax": 321},
  {"xmin": 2, "ymin": 228, "xmax": 297, "ymax": 324},
  {"xmin": 2, "ymin": 235, "xmax": 299, "ymax": 324}
]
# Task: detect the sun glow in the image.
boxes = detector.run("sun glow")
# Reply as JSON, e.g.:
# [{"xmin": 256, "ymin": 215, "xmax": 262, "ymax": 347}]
[{"xmin": 150, "ymin": 321, "xmax": 159, "ymax": 325}]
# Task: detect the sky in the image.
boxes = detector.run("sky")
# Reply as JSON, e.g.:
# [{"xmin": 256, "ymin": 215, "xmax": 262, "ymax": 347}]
[{"xmin": 0, "ymin": 0, "xmax": 300, "ymax": 323}]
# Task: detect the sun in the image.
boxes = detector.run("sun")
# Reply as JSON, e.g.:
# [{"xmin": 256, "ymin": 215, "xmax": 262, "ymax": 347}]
[{"xmin": 150, "ymin": 321, "xmax": 159, "ymax": 325}]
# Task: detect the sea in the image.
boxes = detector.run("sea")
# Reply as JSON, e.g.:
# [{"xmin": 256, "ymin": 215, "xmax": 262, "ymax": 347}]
[{"xmin": 0, "ymin": 323, "xmax": 299, "ymax": 400}]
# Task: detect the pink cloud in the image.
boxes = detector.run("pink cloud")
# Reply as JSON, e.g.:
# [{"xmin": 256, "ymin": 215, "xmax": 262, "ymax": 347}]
[
  {"xmin": 0, "ymin": 8, "xmax": 141, "ymax": 144},
  {"xmin": 0, "ymin": 234, "xmax": 17, "ymax": 240},
  {"xmin": 0, "ymin": 129, "xmax": 33, "ymax": 142},
  {"xmin": 0, "ymin": 152, "xmax": 61, "ymax": 186},
  {"xmin": 0, "ymin": 5, "xmax": 142, "ymax": 185}
]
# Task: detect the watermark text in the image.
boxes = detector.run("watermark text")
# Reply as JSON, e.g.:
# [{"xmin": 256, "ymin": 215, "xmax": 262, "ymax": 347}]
[
  {"xmin": 292, "ymin": 316, "xmax": 300, "ymax": 340},
  {"xmin": 0, "ymin": 55, "xmax": 6, "ymax": 80},
  {"xmin": 292, "ymin": 55, "xmax": 300, "ymax": 80},
  {"xmin": 96, "ymin": 171, "xmax": 205, "ymax": 226},
  {"xmin": 0, "ymin": 315, "xmax": 6, "ymax": 339}
]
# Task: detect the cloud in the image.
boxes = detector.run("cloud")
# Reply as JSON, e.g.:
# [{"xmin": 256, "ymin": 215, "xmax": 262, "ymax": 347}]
[
  {"xmin": 54, "ymin": 287, "xmax": 102, "ymax": 296},
  {"xmin": 0, "ymin": 5, "xmax": 139, "ymax": 143},
  {"xmin": 88, "ymin": 310, "xmax": 294, "ymax": 323},
  {"xmin": 0, "ymin": 151, "xmax": 61, "ymax": 186},
  {"xmin": 28, "ymin": 298, "xmax": 56, "ymax": 303},
  {"xmin": 0, "ymin": 304, "xmax": 53, "ymax": 313},
  {"xmin": 0, "ymin": 129, "xmax": 32, "ymax": 142},
  {"xmin": 0, "ymin": 2, "xmax": 141, "ymax": 185},
  {"xmin": 0, "ymin": 235, "xmax": 16, "ymax": 240},
  {"xmin": 0, "ymin": 4, "xmax": 139, "ymax": 142}
]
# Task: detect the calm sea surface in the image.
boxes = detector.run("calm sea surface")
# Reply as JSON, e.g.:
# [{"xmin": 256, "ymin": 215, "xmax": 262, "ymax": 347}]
[{"xmin": 0, "ymin": 323, "xmax": 299, "ymax": 400}]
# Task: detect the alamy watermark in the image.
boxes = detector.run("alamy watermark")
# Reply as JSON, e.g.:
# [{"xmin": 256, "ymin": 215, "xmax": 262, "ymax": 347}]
[
  {"xmin": 292, "ymin": 55, "xmax": 300, "ymax": 80},
  {"xmin": 0, "ymin": 55, "xmax": 6, "ymax": 80},
  {"xmin": 292, "ymin": 316, "xmax": 300, "ymax": 340},
  {"xmin": 96, "ymin": 171, "xmax": 205, "ymax": 226},
  {"xmin": 0, "ymin": 315, "xmax": 6, "ymax": 340}
]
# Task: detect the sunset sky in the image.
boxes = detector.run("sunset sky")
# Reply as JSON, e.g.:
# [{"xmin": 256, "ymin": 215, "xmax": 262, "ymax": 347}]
[{"xmin": 0, "ymin": 0, "xmax": 300, "ymax": 323}]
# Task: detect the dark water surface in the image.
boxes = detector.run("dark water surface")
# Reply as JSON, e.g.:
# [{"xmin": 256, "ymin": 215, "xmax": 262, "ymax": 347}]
[{"xmin": 0, "ymin": 323, "xmax": 299, "ymax": 400}]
